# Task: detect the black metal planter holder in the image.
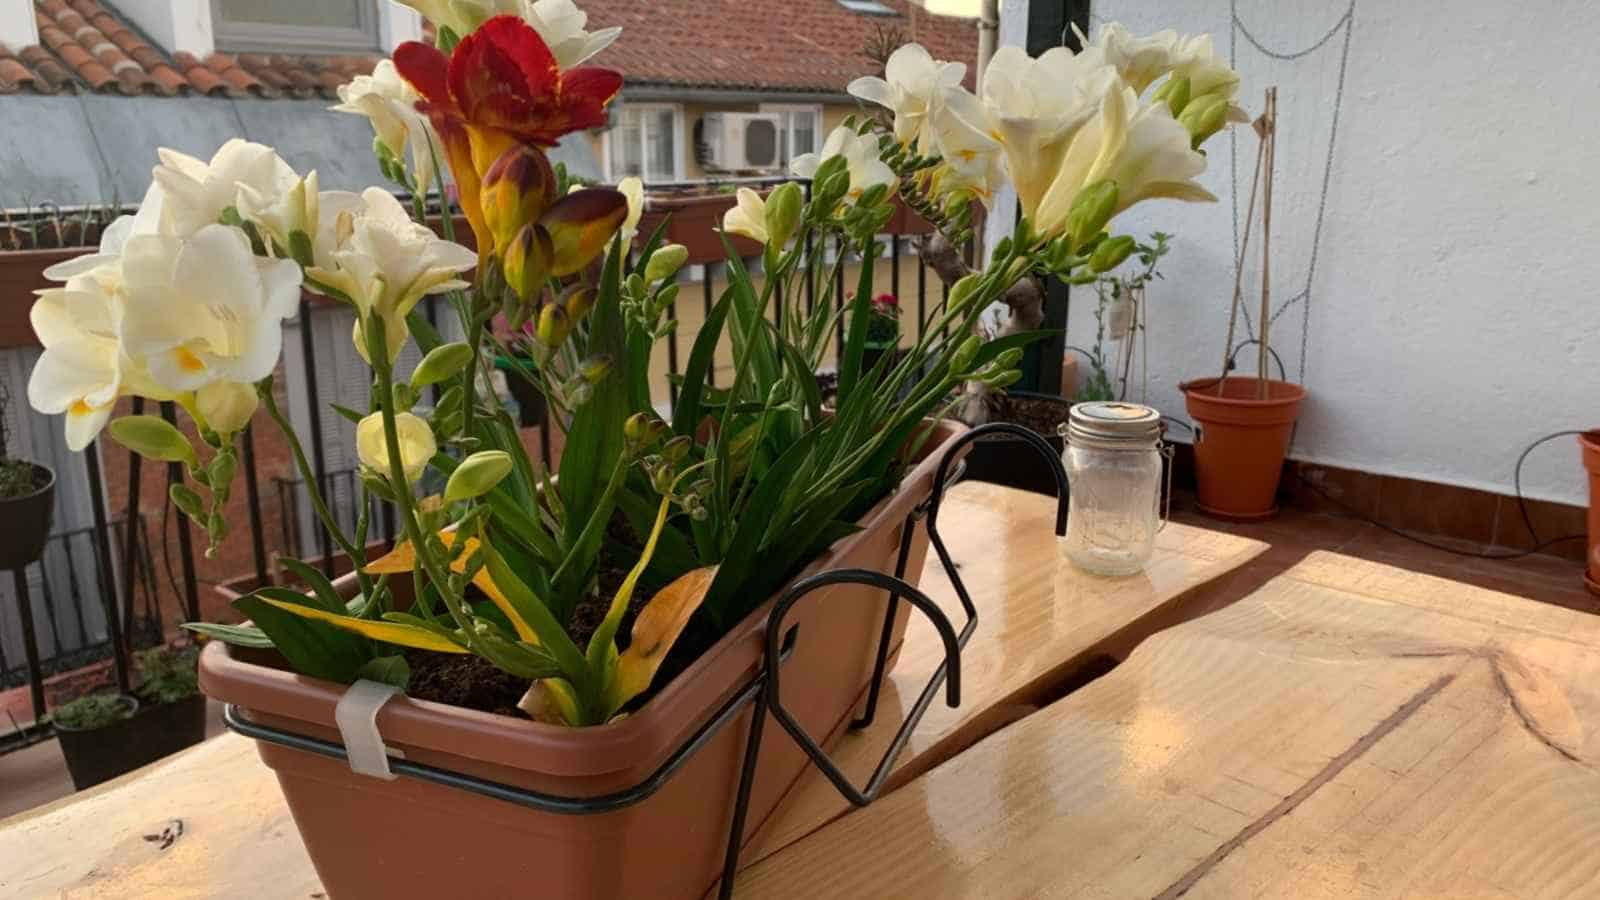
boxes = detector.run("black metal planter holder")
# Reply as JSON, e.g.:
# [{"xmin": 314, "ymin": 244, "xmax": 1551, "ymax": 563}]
[{"xmin": 223, "ymin": 423, "xmax": 1069, "ymax": 897}]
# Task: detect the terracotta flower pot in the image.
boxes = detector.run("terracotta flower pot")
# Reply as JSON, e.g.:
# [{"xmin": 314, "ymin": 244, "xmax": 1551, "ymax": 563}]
[
  {"xmin": 1182, "ymin": 377, "xmax": 1306, "ymax": 520},
  {"xmin": 200, "ymin": 421, "xmax": 967, "ymax": 900},
  {"xmin": 1581, "ymin": 430, "xmax": 1600, "ymax": 597}
]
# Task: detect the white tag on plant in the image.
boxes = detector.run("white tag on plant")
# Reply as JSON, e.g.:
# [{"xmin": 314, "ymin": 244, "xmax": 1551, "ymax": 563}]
[{"xmin": 334, "ymin": 679, "xmax": 406, "ymax": 780}]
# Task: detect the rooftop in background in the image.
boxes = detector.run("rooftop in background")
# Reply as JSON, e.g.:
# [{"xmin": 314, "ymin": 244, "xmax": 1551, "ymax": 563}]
[
  {"xmin": 582, "ymin": 0, "xmax": 978, "ymax": 96},
  {"xmin": 0, "ymin": 0, "xmax": 382, "ymax": 98}
]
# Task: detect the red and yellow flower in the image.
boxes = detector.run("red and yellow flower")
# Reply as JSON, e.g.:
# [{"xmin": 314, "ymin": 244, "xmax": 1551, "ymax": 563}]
[{"xmin": 394, "ymin": 15, "xmax": 625, "ymax": 268}]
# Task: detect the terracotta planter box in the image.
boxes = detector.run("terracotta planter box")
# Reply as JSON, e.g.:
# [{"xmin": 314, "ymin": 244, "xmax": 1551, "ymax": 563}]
[
  {"xmin": 639, "ymin": 192, "xmax": 763, "ymax": 265},
  {"xmin": 0, "ymin": 248, "xmax": 86, "ymax": 349},
  {"xmin": 200, "ymin": 420, "xmax": 967, "ymax": 900}
]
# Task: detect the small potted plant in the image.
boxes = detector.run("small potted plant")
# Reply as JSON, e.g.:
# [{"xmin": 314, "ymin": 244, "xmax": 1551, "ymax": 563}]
[
  {"xmin": 860, "ymin": 292, "xmax": 902, "ymax": 377},
  {"xmin": 0, "ymin": 383, "xmax": 55, "ymax": 571},
  {"xmin": 51, "ymin": 643, "xmax": 206, "ymax": 790}
]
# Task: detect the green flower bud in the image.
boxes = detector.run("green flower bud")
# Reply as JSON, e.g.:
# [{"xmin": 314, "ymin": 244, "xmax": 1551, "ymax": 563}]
[
  {"xmin": 109, "ymin": 415, "xmax": 196, "ymax": 466},
  {"xmin": 411, "ymin": 342, "xmax": 475, "ymax": 388},
  {"xmin": 992, "ymin": 347, "xmax": 1024, "ymax": 371},
  {"xmin": 949, "ymin": 334, "xmax": 981, "ymax": 373},
  {"xmin": 535, "ymin": 302, "xmax": 572, "ymax": 347},
  {"xmin": 947, "ymin": 273, "xmax": 982, "ymax": 313},
  {"xmin": 661, "ymin": 434, "xmax": 692, "ymax": 465},
  {"xmin": 624, "ymin": 412, "xmax": 666, "ymax": 448},
  {"xmin": 1153, "ymin": 75, "xmax": 1192, "ymax": 116},
  {"xmin": 1088, "ymin": 235, "xmax": 1138, "ymax": 273},
  {"xmin": 644, "ymin": 244, "xmax": 689, "ymax": 284},
  {"xmin": 169, "ymin": 483, "xmax": 204, "ymax": 521},
  {"xmin": 208, "ymin": 451, "xmax": 237, "ymax": 492},
  {"xmin": 195, "ymin": 381, "xmax": 258, "ymax": 435},
  {"xmin": 987, "ymin": 369, "xmax": 1023, "ymax": 389},
  {"xmin": 1178, "ymin": 94, "xmax": 1231, "ymax": 149},
  {"xmin": 764, "ymin": 181, "xmax": 803, "ymax": 248},
  {"xmin": 1064, "ymin": 180, "xmax": 1119, "ymax": 250},
  {"xmin": 444, "ymin": 450, "xmax": 513, "ymax": 503}
]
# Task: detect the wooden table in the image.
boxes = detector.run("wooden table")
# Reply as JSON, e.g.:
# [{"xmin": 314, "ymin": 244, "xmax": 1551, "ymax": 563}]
[
  {"xmin": 737, "ymin": 551, "xmax": 1600, "ymax": 898},
  {"xmin": 0, "ymin": 483, "xmax": 1267, "ymax": 898}
]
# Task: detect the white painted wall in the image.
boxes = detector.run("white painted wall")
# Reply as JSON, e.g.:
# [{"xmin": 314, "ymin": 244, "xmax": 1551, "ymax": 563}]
[
  {"xmin": 115, "ymin": 0, "xmax": 214, "ymax": 57},
  {"xmin": 0, "ymin": 0, "xmax": 39, "ymax": 50},
  {"xmin": 996, "ymin": 0, "xmax": 1599, "ymax": 505}
]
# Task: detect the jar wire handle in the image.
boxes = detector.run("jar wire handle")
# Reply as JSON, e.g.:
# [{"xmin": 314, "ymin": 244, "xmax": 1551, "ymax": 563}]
[{"xmin": 1157, "ymin": 442, "xmax": 1175, "ymax": 533}]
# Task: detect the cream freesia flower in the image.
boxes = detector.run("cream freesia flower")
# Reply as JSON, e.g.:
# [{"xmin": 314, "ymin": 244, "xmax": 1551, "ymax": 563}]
[
  {"xmin": 1074, "ymin": 22, "xmax": 1180, "ymax": 96},
  {"xmin": 847, "ymin": 43, "xmax": 966, "ymax": 152},
  {"xmin": 1032, "ymin": 85, "xmax": 1215, "ymax": 240},
  {"xmin": 27, "ymin": 275, "xmax": 124, "ymax": 451},
  {"xmin": 388, "ymin": 0, "xmax": 518, "ymax": 40},
  {"xmin": 357, "ymin": 411, "xmax": 436, "ymax": 484},
  {"xmin": 332, "ymin": 59, "xmax": 439, "ymax": 191},
  {"xmin": 195, "ymin": 381, "xmax": 259, "ymax": 434},
  {"xmin": 237, "ymin": 170, "xmax": 320, "ymax": 257},
  {"xmin": 980, "ymin": 43, "xmax": 1116, "ymax": 225},
  {"xmin": 151, "ymin": 139, "xmax": 299, "ymax": 238},
  {"xmin": 721, "ymin": 188, "xmax": 769, "ymax": 244},
  {"xmin": 118, "ymin": 224, "xmax": 303, "ymax": 392},
  {"xmin": 924, "ymin": 86, "xmax": 1005, "ymax": 203},
  {"xmin": 790, "ymin": 126, "xmax": 896, "ymax": 204},
  {"xmin": 308, "ymin": 188, "xmax": 476, "ymax": 361},
  {"xmin": 1172, "ymin": 33, "xmax": 1242, "ymax": 104},
  {"xmin": 521, "ymin": 0, "xmax": 621, "ymax": 67}
]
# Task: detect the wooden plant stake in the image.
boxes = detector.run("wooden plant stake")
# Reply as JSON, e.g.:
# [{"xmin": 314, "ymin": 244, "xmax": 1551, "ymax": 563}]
[
  {"xmin": 1214, "ymin": 92, "xmax": 1270, "ymax": 397},
  {"xmin": 1256, "ymin": 87, "xmax": 1277, "ymax": 399}
]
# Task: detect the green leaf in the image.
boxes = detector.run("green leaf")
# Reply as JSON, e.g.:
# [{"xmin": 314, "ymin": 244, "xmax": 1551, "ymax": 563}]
[
  {"xmin": 616, "ymin": 485, "xmax": 699, "ymax": 586},
  {"xmin": 330, "ymin": 403, "xmax": 364, "ymax": 425},
  {"xmin": 559, "ymin": 233, "xmax": 628, "ymax": 544},
  {"xmin": 836, "ymin": 244, "xmax": 876, "ymax": 405},
  {"xmin": 778, "ymin": 335, "xmax": 823, "ymax": 424},
  {"xmin": 671, "ymin": 287, "xmax": 734, "ymax": 436},
  {"xmin": 971, "ymin": 328, "xmax": 1060, "ymax": 369},
  {"xmin": 276, "ymin": 559, "xmax": 346, "ymax": 613},
  {"xmin": 356, "ymin": 655, "xmax": 411, "ymax": 689},
  {"xmin": 181, "ymin": 621, "xmax": 273, "ymax": 649},
  {"xmin": 718, "ymin": 238, "xmax": 779, "ymax": 392},
  {"xmin": 233, "ymin": 594, "xmax": 371, "ymax": 684},
  {"xmin": 480, "ymin": 541, "xmax": 591, "ymax": 687},
  {"xmin": 550, "ymin": 456, "xmax": 628, "ymax": 616}
]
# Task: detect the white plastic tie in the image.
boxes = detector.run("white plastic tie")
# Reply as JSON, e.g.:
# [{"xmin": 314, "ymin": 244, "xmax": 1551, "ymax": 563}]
[{"xmin": 334, "ymin": 679, "xmax": 404, "ymax": 780}]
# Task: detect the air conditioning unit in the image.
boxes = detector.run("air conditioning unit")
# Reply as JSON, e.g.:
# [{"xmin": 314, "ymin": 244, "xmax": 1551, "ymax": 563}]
[{"xmin": 699, "ymin": 113, "xmax": 783, "ymax": 172}]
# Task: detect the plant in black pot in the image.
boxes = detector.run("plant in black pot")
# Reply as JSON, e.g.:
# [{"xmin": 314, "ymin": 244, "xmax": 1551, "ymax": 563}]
[
  {"xmin": 0, "ymin": 382, "xmax": 56, "ymax": 572},
  {"xmin": 52, "ymin": 643, "xmax": 207, "ymax": 790}
]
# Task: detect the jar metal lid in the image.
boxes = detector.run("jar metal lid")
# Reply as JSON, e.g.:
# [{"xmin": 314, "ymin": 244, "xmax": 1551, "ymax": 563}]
[{"xmin": 1061, "ymin": 401, "xmax": 1162, "ymax": 450}]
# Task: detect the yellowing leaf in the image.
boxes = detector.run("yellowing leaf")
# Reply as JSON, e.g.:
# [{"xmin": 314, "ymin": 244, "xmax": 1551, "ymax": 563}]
[
  {"xmin": 362, "ymin": 531, "xmax": 539, "ymax": 644},
  {"xmin": 605, "ymin": 565, "xmax": 717, "ymax": 717},
  {"xmin": 260, "ymin": 598, "xmax": 468, "ymax": 655},
  {"xmin": 517, "ymin": 678, "xmax": 583, "ymax": 726}
]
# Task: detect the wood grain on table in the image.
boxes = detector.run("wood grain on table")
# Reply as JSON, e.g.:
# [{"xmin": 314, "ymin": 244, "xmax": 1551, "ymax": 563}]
[
  {"xmin": 736, "ymin": 550, "xmax": 1600, "ymax": 899},
  {"xmin": 746, "ymin": 482, "xmax": 1267, "ymax": 863}
]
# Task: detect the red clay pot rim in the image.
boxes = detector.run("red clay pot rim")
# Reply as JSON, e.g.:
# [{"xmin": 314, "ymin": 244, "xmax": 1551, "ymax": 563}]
[
  {"xmin": 1580, "ymin": 430, "xmax": 1600, "ymax": 468},
  {"xmin": 1180, "ymin": 376, "xmax": 1307, "ymax": 409},
  {"xmin": 203, "ymin": 420, "xmax": 968, "ymax": 779}
]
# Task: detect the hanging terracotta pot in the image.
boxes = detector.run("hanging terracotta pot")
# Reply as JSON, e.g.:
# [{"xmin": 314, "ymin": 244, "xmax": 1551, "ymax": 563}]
[
  {"xmin": 1581, "ymin": 430, "xmax": 1600, "ymax": 597},
  {"xmin": 1181, "ymin": 376, "xmax": 1305, "ymax": 520}
]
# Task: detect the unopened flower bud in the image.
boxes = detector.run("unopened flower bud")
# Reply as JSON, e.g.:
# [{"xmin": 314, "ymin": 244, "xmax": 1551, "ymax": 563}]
[
  {"xmin": 1178, "ymin": 94, "xmax": 1231, "ymax": 149},
  {"xmin": 1065, "ymin": 180, "xmax": 1119, "ymax": 250},
  {"xmin": 535, "ymin": 302, "xmax": 572, "ymax": 347},
  {"xmin": 411, "ymin": 342, "xmax": 475, "ymax": 388},
  {"xmin": 560, "ymin": 283, "xmax": 596, "ymax": 322},
  {"xmin": 356, "ymin": 411, "xmax": 436, "ymax": 484},
  {"xmin": 169, "ymin": 483, "xmax": 204, "ymax": 520},
  {"xmin": 504, "ymin": 224, "xmax": 554, "ymax": 303},
  {"xmin": 578, "ymin": 354, "xmax": 612, "ymax": 384},
  {"xmin": 624, "ymin": 412, "xmax": 666, "ymax": 448},
  {"xmin": 986, "ymin": 369, "xmax": 1023, "ymax": 389},
  {"xmin": 208, "ymin": 451, "xmax": 237, "ymax": 492},
  {"xmin": 949, "ymin": 334, "xmax": 980, "ymax": 373},
  {"xmin": 195, "ymin": 381, "xmax": 258, "ymax": 435},
  {"xmin": 947, "ymin": 273, "xmax": 982, "ymax": 313},
  {"xmin": 763, "ymin": 181, "xmax": 803, "ymax": 247},
  {"xmin": 1088, "ymin": 235, "xmax": 1138, "ymax": 274},
  {"xmin": 444, "ymin": 450, "xmax": 513, "ymax": 503},
  {"xmin": 661, "ymin": 434, "xmax": 691, "ymax": 465},
  {"xmin": 992, "ymin": 347, "xmax": 1024, "ymax": 371},
  {"xmin": 480, "ymin": 145, "xmax": 555, "ymax": 254},
  {"xmin": 644, "ymin": 244, "xmax": 688, "ymax": 284},
  {"xmin": 109, "ymin": 415, "xmax": 197, "ymax": 465},
  {"xmin": 1153, "ymin": 75, "xmax": 1191, "ymax": 116}
]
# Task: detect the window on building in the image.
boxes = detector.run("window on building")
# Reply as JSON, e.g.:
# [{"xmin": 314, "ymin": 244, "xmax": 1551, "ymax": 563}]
[
  {"xmin": 762, "ymin": 105, "xmax": 822, "ymax": 168},
  {"xmin": 212, "ymin": 0, "xmax": 381, "ymax": 53},
  {"xmin": 607, "ymin": 105, "xmax": 682, "ymax": 183}
]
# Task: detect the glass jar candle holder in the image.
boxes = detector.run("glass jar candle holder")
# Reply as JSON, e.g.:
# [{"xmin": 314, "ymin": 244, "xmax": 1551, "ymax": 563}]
[{"xmin": 1059, "ymin": 402, "xmax": 1170, "ymax": 576}]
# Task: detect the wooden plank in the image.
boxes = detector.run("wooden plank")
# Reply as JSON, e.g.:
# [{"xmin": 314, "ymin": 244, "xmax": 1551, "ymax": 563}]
[
  {"xmin": 744, "ymin": 482, "xmax": 1267, "ymax": 863},
  {"xmin": 0, "ymin": 733, "xmax": 319, "ymax": 898},
  {"xmin": 735, "ymin": 551, "xmax": 1600, "ymax": 898}
]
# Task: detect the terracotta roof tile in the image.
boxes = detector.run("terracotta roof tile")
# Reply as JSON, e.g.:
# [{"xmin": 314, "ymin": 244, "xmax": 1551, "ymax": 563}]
[
  {"xmin": 7, "ymin": 0, "xmax": 382, "ymax": 98},
  {"xmin": 580, "ymin": 0, "xmax": 978, "ymax": 94}
]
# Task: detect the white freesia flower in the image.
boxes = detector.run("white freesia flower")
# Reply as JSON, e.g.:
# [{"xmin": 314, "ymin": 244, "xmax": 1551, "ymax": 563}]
[
  {"xmin": 27, "ymin": 275, "xmax": 124, "ymax": 451},
  {"xmin": 980, "ymin": 44, "xmax": 1116, "ymax": 225},
  {"xmin": 791, "ymin": 126, "xmax": 896, "ymax": 204},
  {"xmin": 357, "ymin": 411, "xmax": 436, "ymax": 484},
  {"xmin": 521, "ymin": 0, "xmax": 621, "ymax": 67},
  {"xmin": 332, "ymin": 60, "xmax": 439, "ymax": 192},
  {"xmin": 1032, "ymin": 85, "xmax": 1214, "ymax": 239},
  {"xmin": 924, "ymin": 86, "xmax": 1005, "ymax": 203},
  {"xmin": 848, "ymin": 43, "xmax": 966, "ymax": 152},
  {"xmin": 308, "ymin": 188, "xmax": 476, "ymax": 361},
  {"xmin": 1074, "ymin": 22, "xmax": 1181, "ymax": 96},
  {"xmin": 118, "ymin": 224, "xmax": 303, "ymax": 392},
  {"xmin": 238, "ymin": 170, "xmax": 320, "ymax": 257},
  {"xmin": 721, "ymin": 188, "xmax": 769, "ymax": 244},
  {"xmin": 1172, "ymin": 33, "xmax": 1240, "ymax": 102},
  {"xmin": 388, "ymin": 0, "xmax": 518, "ymax": 40},
  {"xmin": 42, "ymin": 184, "xmax": 165, "ymax": 281},
  {"xmin": 150, "ymin": 139, "xmax": 299, "ymax": 238}
]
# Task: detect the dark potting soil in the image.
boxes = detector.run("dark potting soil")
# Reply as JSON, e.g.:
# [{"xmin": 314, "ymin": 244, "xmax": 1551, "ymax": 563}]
[
  {"xmin": 406, "ymin": 650, "xmax": 531, "ymax": 718},
  {"xmin": 993, "ymin": 393, "xmax": 1068, "ymax": 438}
]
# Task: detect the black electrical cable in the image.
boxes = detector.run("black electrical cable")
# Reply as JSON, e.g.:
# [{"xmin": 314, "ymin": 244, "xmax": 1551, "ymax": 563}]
[{"xmin": 1513, "ymin": 430, "xmax": 1586, "ymax": 545}]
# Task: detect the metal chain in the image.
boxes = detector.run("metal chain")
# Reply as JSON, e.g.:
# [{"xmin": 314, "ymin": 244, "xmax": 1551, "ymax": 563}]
[{"xmin": 1228, "ymin": 0, "xmax": 1355, "ymax": 387}]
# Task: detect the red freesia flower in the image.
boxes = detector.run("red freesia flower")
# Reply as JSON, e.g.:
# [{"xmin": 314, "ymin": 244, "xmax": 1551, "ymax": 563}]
[{"xmin": 394, "ymin": 16, "xmax": 623, "ymax": 254}]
